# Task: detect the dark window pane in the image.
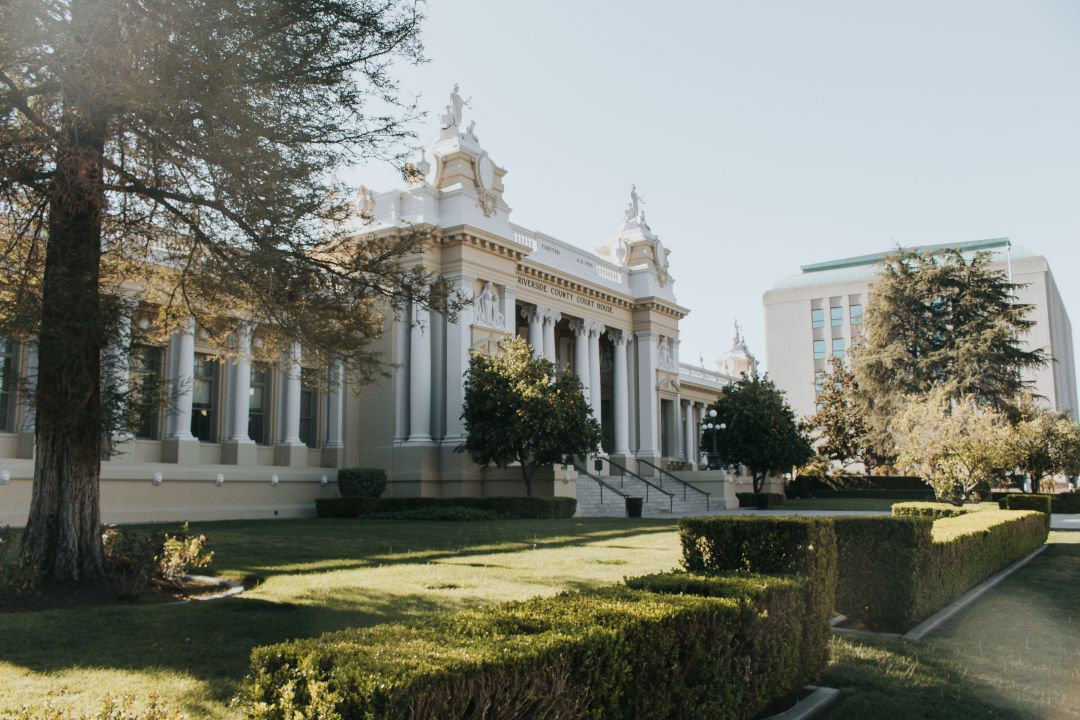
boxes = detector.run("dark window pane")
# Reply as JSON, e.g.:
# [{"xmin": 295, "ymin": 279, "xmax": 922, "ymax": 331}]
[
  {"xmin": 248, "ymin": 363, "xmax": 270, "ymax": 445},
  {"xmin": 190, "ymin": 354, "xmax": 219, "ymax": 442},
  {"xmin": 299, "ymin": 368, "xmax": 318, "ymax": 448},
  {"xmin": 0, "ymin": 338, "xmax": 15, "ymax": 432},
  {"xmin": 131, "ymin": 345, "xmax": 163, "ymax": 440}
]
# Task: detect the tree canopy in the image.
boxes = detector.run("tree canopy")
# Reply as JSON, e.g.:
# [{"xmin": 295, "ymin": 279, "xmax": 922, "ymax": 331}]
[
  {"xmin": 707, "ymin": 374, "xmax": 812, "ymax": 494},
  {"xmin": 853, "ymin": 248, "xmax": 1046, "ymax": 424},
  {"xmin": 1011, "ymin": 401, "xmax": 1080, "ymax": 493},
  {"xmin": 894, "ymin": 391, "xmax": 1015, "ymax": 502},
  {"xmin": 1, "ymin": 0, "xmax": 444, "ymax": 584},
  {"xmin": 458, "ymin": 336, "xmax": 601, "ymax": 497},
  {"xmin": 804, "ymin": 357, "xmax": 894, "ymax": 474}
]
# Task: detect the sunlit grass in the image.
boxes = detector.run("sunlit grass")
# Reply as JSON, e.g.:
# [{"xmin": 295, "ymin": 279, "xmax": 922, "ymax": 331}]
[
  {"xmin": 0, "ymin": 518, "xmax": 681, "ymax": 718},
  {"xmin": 824, "ymin": 531, "xmax": 1080, "ymax": 719}
]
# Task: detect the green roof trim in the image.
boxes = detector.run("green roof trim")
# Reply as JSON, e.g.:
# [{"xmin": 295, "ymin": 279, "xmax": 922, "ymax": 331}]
[{"xmin": 800, "ymin": 237, "xmax": 1012, "ymax": 274}]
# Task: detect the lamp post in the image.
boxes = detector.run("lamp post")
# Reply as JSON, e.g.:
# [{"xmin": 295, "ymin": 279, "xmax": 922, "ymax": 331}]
[{"xmin": 701, "ymin": 408, "xmax": 726, "ymax": 470}]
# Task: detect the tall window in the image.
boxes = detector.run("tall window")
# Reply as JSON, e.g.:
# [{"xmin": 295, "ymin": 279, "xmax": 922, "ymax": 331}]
[
  {"xmin": 811, "ymin": 308, "xmax": 824, "ymax": 329},
  {"xmin": 130, "ymin": 345, "xmax": 163, "ymax": 439},
  {"xmin": 831, "ymin": 306, "xmax": 843, "ymax": 327},
  {"xmin": 299, "ymin": 368, "xmax": 319, "ymax": 448},
  {"xmin": 832, "ymin": 338, "xmax": 846, "ymax": 358},
  {"xmin": 248, "ymin": 363, "xmax": 270, "ymax": 445},
  {"xmin": 850, "ymin": 304, "xmax": 863, "ymax": 325},
  {"xmin": 0, "ymin": 338, "xmax": 17, "ymax": 432},
  {"xmin": 813, "ymin": 339, "xmax": 826, "ymax": 360},
  {"xmin": 191, "ymin": 353, "xmax": 219, "ymax": 442},
  {"xmin": 814, "ymin": 370, "xmax": 826, "ymax": 396}
]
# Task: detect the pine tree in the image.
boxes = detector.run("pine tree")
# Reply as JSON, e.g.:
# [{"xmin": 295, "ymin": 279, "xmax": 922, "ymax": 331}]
[
  {"xmin": 805, "ymin": 357, "xmax": 894, "ymax": 474},
  {"xmin": 853, "ymin": 248, "xmax": 1046, "ymax": 426},
  {"xmin": 0, "ymin": 0, "xmax": 445, "ymax": 584}
]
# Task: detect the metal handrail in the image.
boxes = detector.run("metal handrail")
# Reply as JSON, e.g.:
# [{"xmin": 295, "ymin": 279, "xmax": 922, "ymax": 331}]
[
  {"xmin": 574, "ymin": 464, "xmax": 631, "ymax": 507},
  {"xmin": 596, "ymin": 456, "xmax": 674, "ymax": 513},
  {"xmin": 636, "ymin": 457, "xmax": 711, "ymax": 511}
]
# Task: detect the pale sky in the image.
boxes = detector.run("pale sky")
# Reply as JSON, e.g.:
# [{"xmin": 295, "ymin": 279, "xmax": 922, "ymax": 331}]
[{"xmin": 349, "ymin": 0, "xmax": 1080, "ymax": 374}]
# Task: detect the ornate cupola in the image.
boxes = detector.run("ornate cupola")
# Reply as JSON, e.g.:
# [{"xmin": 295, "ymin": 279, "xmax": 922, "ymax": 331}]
[
  {"xmin": 718, "ymin": 320, "xmax": 759, "ymax": 377},
  {"xmin": 596, "ymin": 185, "xmax": 676, "ymax": 301},
  {"xmin": 365, "ymin": 84, "xmax": 513, "ymax": 238}
]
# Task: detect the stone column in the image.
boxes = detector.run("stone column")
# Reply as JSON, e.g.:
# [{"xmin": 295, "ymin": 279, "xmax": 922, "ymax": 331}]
[
  {"xmin": 587, "ymin": 321, "xmax": 603, "ymax": 424},
  {"xmin": 443, "ymin": 274, "xmax": 475, "ymax": 443},
  {"xmin": 16, "ymin": 342, "xmax": 37, "ymax": 459},
  {"xmin": 542, "ymin": 309, "xmax": 561, "ymax": 363},
  {"xmin": 223, "ymin": 323, "xmax": 256, "ymax": 465},
  {"xmin": 393, "ymin": 308, "xmax": 409, "ymax": 443},
  {"xmin": 522, "ymin": 306, "xmax": 544, "ymax": 359},
  {"xmin": 163, "ymin": 318, "xmax": 199, "ymax": 464},
  {"xmin": 408, "ymin": 302, "xmax": 432, "ymax": 442},
  {"xmin": 322, "ymin": 357, "xmax": 346, "ymax": 467},
  {"xmin": 502, "ymin": 284, "xmax": 518, "ymax": 335},
  {"xmin": 609, "ymin": 330, "xmax": 632, "ymax": 456},
  {"xmin": 274, "ymin": 341, "xmax": 306, "ymax": 466},
  {"xmin": 682, "ymin": 400, "xmax": 693, "ymax": 462},
  {"xmin": 674, "ymin": 387, "xmax": 684, "ymax": 460},
  {"xmin": 634, "ymin": 331, "xmax": 660, "ymax": 462},
  {"xmin": 570, "ymin": 320, "xmax": 591, "ymax": 401}
]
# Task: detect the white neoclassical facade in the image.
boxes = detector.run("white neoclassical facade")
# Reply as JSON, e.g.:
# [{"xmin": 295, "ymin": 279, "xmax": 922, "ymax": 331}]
[
  {"xmin": 0, "ymin": 87, "xmax": 756, "ymax": 525},
  {"xmin": 764, "ymin": 238, "xmax": 1078, "ymax": 421}
]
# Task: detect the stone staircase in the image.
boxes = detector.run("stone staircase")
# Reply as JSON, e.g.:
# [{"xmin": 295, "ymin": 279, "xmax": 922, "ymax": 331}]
[{"xmin": 573, "ymin": 462, "xmax": 713, "ymax": 518}]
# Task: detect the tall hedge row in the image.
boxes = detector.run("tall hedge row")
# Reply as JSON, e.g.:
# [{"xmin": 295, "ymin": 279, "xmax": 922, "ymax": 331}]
[
  {"xmin": 999, "ymin": 494, "xmax": 1053, "ymax": 530},
  {"xmin": 833, "ymin": 510, "xmax": 1048, "ymax": 631},
  {"xmin": 678, "ymin": 516, "xmax": 836, "ymax": 677},
  {"xmin": 246, "ymin": 575, "xmax": 818, "ymax": 720}
]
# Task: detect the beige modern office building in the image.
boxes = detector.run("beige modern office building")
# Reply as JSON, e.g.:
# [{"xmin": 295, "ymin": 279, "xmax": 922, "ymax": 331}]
[
  {"xmin": 0, "ymin": 87, "xmax": 751, "ymax": 525},
  {"xmin": 763, "ymin": 239, "xmax": 1078, "ymax": 421}
]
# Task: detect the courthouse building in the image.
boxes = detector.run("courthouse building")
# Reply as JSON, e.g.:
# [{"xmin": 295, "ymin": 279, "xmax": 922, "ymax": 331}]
[
  {"xmin": 764, "ymin": 238, "xmax": 1078, "ymax": 421},
  {"xmin": 0, "ymin": 87, "xmax": 747, "ymax": 525}
]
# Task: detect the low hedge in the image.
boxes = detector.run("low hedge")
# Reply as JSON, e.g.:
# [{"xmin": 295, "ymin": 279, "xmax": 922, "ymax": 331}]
[
  {"xmin": 833, "ymin": 510, "xmax": 1048, "ymax": 631},
  {"xmin": 999, "ymin": 494, "xmax": 1053, "ymax": 530},
  {"xmin": 811, "ymin": 488, "xmax": 933, "ymax": 500},
  {"xmin": 735, "ymin": 492, "xmax": 786, "ymax": 508},
  {"xmin": 1052, "ymin": 492, "xmax": 1080, "ymax": 513},
  {"xmin": 336, "ymin": 468, "xmax": 387, "ymax": 498},
  {"xmin": 247, "ymin": 577, "xmax": 816, "ymax": 720},
  {"xmin": 891, "ymin": 502, "xmax": 979, "ymax": 520},
  {"xmin": 315, "ymin": 496, "xmax": 577, "ymax": 519},
  {"xmin": 678, "ymin": 516, "xmax": 836, "ymax": 677}
]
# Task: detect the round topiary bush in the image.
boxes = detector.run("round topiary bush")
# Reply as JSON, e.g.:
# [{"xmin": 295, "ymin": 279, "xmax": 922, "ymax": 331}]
[{"xmin": 337, "ymin": 468, "xmax": 387, "ymax": 498}]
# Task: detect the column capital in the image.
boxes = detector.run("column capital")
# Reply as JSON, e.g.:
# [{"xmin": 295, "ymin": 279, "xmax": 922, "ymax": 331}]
[
  {"xmin": 606, "ymin": 328, "xmax": 632, "ymax": 346},
  {"xmin": 542, "ymin": 308, "xmax": 562, "ymax": 326},
  {"xmin": 585, "ymin": 319, "xmax": 606, "ymax": 337},
  {"xmin": 520, "ymin": 305, "xmax": 542, "ymax": 323},
  {"xmin": 568, "ymin": 319, "xmax": 589, "ymax": 337}
]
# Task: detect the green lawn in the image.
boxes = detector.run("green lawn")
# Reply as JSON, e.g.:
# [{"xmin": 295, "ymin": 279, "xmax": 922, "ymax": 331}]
[
  {"xmin": 0, "ymin": 518, "xmax": 682, "ymax": 718},
  {"xmin": 2, "ymin": 519, "xmax": 1078, "ymax": 719},
  {"xmin": 824, "ymin": 531, "xmax": 1080, "ymax": 719}
]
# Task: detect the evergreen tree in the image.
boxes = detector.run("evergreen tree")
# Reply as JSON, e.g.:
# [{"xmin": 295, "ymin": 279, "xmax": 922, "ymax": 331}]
[
  {"xmin": 458, "ymin": 336, "xmax": 601, "ymax": 496},
  {"xmin": 1011, "ymin": 399, "xmax": 1080, "ymax": 493},
  {"xmin": 707, "ymin": 374, "xmax": 813, "ymax": 494},
  {"xmin": 805, "ymin": 357, "xmax": 894, "ymax": 473},
  {"xmin": 0, "ymin": 0, "xmax": 445, "ymax": 584},
  {"xmin": 853, "ymin": 248, "xmax": 1046, "ymax": 426}
]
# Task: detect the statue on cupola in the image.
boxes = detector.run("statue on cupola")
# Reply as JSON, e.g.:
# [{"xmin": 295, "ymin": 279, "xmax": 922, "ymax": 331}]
[{"xmin": 719, "ymin": 320, "xmax": 759, "ymax": 378}]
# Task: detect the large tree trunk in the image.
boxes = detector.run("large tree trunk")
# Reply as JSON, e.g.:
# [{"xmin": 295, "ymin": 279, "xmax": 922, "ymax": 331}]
[{"xmin": 19, "ymin": 100, "xmax": 108, "ymax": 584}]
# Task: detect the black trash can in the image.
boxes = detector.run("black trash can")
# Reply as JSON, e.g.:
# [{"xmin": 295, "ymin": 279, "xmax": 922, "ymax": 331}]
[{"xmin": 625, "ymin": 497, "xmax": 644, "ymax": 518}]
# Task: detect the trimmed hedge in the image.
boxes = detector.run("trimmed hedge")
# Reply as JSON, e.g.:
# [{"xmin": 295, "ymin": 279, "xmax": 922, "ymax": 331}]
[
  {"xmin": 247, "ymin": 577, "xmax": 816, "ymax": 720},
  {"xmin": 891, "ymin": 502, "xmax": 979, "ymax": 520},
  {"xmin": 735, "ymin": 492, "xmax": 786, "ymax": 508},
  {"xmin": 999, "ymin": 494, "xmax": 1053, "ymax": 530},
  {"xmin": 833, "ymin": 510, "xmax": 1048, "ymax": 631},
  {"xmin": 811, "ymin": 488, "xmax": 933, "ymax": 500},
  {"xmin": 1052, "ymin": 492, "xmax": 1080, "ymax": 513},
  {"xmin": 678, "ymin": 516, "xmax": 837, "ymax": 677},
  {"xmin": 336, "ymin": 468, "xmax": 387, "ymax": 498},
  {"xmin": 315, "ymin": 496, "xmax": 577, "ymax": 519}
]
